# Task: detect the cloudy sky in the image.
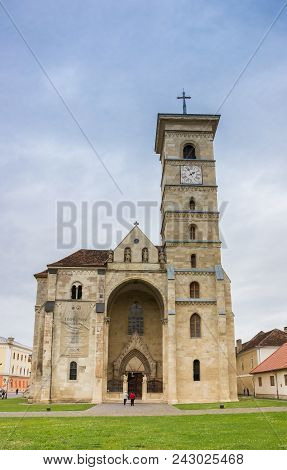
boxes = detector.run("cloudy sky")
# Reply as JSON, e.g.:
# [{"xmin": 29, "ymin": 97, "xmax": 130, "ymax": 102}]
[{"xmin": 0, "ymin": 0, "xmax": 287, "ymax": 346}]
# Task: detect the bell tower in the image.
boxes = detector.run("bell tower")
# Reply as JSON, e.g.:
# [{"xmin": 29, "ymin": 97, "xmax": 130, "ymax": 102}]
[
  {"xmin": 155, "ymin": 112, "xmax": 238, "ymax": 403},
  {"xmin": 155, "ymin": 113, "xmax": 221, "ymax": 267}
]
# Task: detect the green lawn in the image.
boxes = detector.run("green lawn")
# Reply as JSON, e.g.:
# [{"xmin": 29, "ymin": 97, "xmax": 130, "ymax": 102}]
[
  {"xmin": 0, "ymin": 413, "xmax": 286, "ymax": 449},
  {"xmin": 175, "ymin": 397, "xmax": 287, "ymax": 410},
  {"xmin": 0, "ymin": 398, "xmax": 93, "ymax": 412}
]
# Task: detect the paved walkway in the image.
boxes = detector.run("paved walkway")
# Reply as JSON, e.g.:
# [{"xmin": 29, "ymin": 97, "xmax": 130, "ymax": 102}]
[{"xmin": 0, "ymin": 403, "xmax": 287, "ymax": 418}]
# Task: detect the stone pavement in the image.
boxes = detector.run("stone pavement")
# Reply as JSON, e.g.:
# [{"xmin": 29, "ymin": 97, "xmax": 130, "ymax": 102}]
[{"xmin": 0, "ymin": 403, "xmax": 287, "ymax": 418}]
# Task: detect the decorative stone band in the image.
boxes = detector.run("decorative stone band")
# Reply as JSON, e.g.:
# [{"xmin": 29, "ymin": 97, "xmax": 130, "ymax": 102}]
[
  {"xmin": 175, "ymin": 268, "xmax": 215, "ymax": 276},
  {"xmin": 161, "ymin": 318, "xmax": 168, "ymax": 325},
  {"xmin": 164, "ymin": 158, "xmax": 216, "ymax": 163},
  {"xmin": 175, "ymin": 298, "xmax": 216, "ymax": 305},
  {"xmin": 165, "ymin": 240, "xmax": 221, "ymax": 244}
]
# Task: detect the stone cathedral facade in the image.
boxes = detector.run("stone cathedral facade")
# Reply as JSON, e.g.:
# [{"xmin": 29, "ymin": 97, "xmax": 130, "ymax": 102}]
[{"xmin": 30, "ymin": 113, "xmax": 237, "ymax": 404}]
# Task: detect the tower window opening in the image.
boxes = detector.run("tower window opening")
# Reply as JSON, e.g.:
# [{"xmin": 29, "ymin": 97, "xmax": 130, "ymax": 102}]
[
  {"xmin": 190, "ymin": 313, "xmax": 201, "ymax": 337},
  {"xmin": 190, "ymin": 281, "xmax": 200, "ymax": 298},
  {"xmin": 190, "ymin": 197, "xmax": 195, "ymax": 210},
  {"xmin": 191, "ymin": 254, "xmax": 197, "ymax": 268},
  {"xmin": 183, "ymin": 144, "xmax": 196, "ymax": 160}
]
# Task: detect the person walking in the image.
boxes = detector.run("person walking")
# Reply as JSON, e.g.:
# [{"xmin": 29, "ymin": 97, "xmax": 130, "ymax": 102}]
[
  {"xmin": 129, "ymin": 391, "xmax": 135, "ymax": 406},
  {"xmin": 123, "ymin": 390, "xmax": 128, "ymax": 405},
  {"xmin": 16, "ymin": 388, "xmax": 19, "ymax": 396}
]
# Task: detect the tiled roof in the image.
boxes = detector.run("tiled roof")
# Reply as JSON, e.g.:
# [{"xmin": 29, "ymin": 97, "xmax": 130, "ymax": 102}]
[
  {"xmin": 47, "ymin": 249, "xmax": 110, "ymax": 267},
  {"xmin": 239, "ymin": 329, "xmax": 287, "ymax": 354},
  {"xmin": 35, "ymin": 246, "xmax": 164, "ymax": 277},
  {"xmin": 34, "ymin": 250, "xmax": 109, "ymax": 278},
  {"xmin": 250, "ymin": 342, "xmax": 287, "ymax": 373}
]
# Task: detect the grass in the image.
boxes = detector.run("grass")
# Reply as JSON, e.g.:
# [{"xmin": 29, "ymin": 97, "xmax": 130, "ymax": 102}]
[
  {"xmin": 175, "ymin": 397, "xmax": 287, "ymax": 410},
  {"xmin": 0, "ymin": 413, "xmax": 287, "ymax": 449},
  {"xmin": 0, "ymin": 397, "xmax": 93, "ymax": 412}
]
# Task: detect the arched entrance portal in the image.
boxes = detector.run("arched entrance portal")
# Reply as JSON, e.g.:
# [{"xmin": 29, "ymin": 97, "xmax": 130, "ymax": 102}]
[{"xmin": 106, "ymin": 279, "xmax": 164, "ymax": 399}]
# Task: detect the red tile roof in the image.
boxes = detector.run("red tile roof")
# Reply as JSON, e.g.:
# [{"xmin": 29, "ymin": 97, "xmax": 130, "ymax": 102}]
[
  {"xmin": 48, "ymin": 249, "xmax": 110, "ymax": 267},
  {"xmin": 239, "ymin": 329, "xmax": 287, "ymax": 354},
  {"xmin": 34, "ymin": 249, "xmax": 110, "ymax": 277},
  {"xmin": 250, "ymin": 342, "xmax": 287, "ymax": 374}
]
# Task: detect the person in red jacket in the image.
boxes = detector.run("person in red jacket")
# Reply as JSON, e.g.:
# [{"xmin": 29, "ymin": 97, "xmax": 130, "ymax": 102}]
[{"xmin": 129, "ymin": 391, "xmax": 135, "ymax": 406}]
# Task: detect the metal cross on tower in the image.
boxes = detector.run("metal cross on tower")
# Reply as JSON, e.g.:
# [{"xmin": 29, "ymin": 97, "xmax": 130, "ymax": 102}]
[
  {"xmin": 177, "ymin": 89, "xmax": 191, "ymax": 114},
  {"xmin": 133, "ymin": 221, "xmax": 139, "ymax": 226}
]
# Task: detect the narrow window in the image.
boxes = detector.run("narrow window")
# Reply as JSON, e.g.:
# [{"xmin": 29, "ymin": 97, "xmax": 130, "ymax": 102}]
[
  {"xmin": 189, "ymin": 197, "xmax": 195, "ymax": 210},
  {"xmin": 12, "ymin": 366, "xmax": 14, "ymax": 374},
  {"xmin": 142, "ymin": 247, "xmax": 149, "ymax": 262},
  {"xmin": 270, "ymin": 376, "xmax": 275, "ymax": 386},
  {"xmin": 190, "ymin": 313, "xmax": 201, "ymax": 338},
  {"xmin": 13, "ymin": 352, "xmax": 15, "ymax": 359},
  {"xmin": 242, "ymin": 362, "xmax": 244, "ymax": 371},
  {"xmin": 69, "ymin": 361, "xmax": 77, "ymax": 380},
  {"xmin": 191, "ymin": 254, "xmax": 197, "ymax": 268},
  {"xmin": 258, "ymin": 377, "xmax": 262, "ymax": 387},
  {"xmin": 284, "ymin": 375, "xmax": 287, "ymax": 386},
  {"xmin": 183, "ymin": 144, "xmax": 196, "ymax": 160},
  {"xmin": 193, "ymin": 359, "xmax": 200, "ymax": 381},
  {"xmin": 190, "ymin": 281, "xmax": 200, "ymax": 298},
  {"xmin": 128, "ymin": 301, "xmax": 144, "ymax": 335},
  {"xmin": 71, "ymin": 285, "xmax": 77, "ymax": 299},
  {"xmin": 124, "ymin": 247, "xmax": 131, "ymax": 262},
  {"xmin": 190, "ymin": 224, "xmax": 197, "ymax": 240},
  {"xmin": 77, "ymin": 285, "xmax": 82, "ymax": 300}
]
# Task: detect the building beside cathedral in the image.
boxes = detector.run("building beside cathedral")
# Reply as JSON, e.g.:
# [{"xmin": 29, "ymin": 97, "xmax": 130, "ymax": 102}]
[{"xmin": 30, "ymin": 112, "xmax": 238, "ymax": 404}]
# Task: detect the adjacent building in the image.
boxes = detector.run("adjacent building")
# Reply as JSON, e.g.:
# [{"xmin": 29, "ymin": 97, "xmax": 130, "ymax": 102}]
[
  {"xmin": 0, "ymin": 336, "xmax": 32, "ymax": 392},
  {"xmin": 236, "ymin": 328, "xmax": 287, "ymax": 395},
  {"xmin": 251, "ymin": 342, "xmax": 287, "ymax": 399},
  {"xmin": 30, "ymin": 112, "xmax": 237, "ymax": 404}
]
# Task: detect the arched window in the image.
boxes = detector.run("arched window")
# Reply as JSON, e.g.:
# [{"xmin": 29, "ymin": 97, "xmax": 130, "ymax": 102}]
[
  {"xmin": 191, "ymin": 254, "xmax": 197, "ymax": 268},
  {"xmin": 128, "ymin": 301, "xmax": 144, "ymax": 336},
  {"xmin": 71, "ymin": 283, "xmax": 82, "ymax": 300},
  {"xmin": 142, "ymin": 247, "xmax": 149, "ymax": 262},
  {"xmin": 193, "ymin": 359, "xmax": 200, "ymax": 381},
  {"xmin": 189, "ymin": 197, "xmax": 195, "ymax": 210},
  {"xmin": 124, "ymin": 247, "xmax": 131, "ymax": 263},
  {"xmin": 69, "ymin": 361, "xmax": 77, "ymax": 380},
  {"xmin": 77, "ymin": 285, "xmax": 82, "ymax": 299},
  {"xmin": 183, "ymin": 144, "xmax": 196, "ymax": 159},
  {"xmin": 190, "ymin": 281, "xmax": 200, "ymax": 298},
  {"xmin": 190, "ymin": 314, "xmax": 201, "ymax": 337},
  {"xmin": 190, "ymin": 224, "xmax": 197, "ymax": 240}
]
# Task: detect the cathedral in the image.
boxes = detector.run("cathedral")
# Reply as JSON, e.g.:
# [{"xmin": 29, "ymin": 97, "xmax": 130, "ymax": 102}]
[{"xmin": 30, "ymin": 111, "xmax": 238, "ymax": 404}]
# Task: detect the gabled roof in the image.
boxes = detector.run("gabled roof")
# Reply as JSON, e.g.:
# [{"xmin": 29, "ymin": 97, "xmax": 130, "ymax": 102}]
[
  {"xmin": 48, "ymin": 249, "xmax": 110, "ymax": 267},
  {"xmin": 34, "ymin": 249, "xmax": 110, "ymax": 277},
  {"xmin": 250, "ymin": 342, "xmax": 287, "ymax": 374},
  {"xmin": 239, "ymin": 329, "xmax": 287, "ymax": 354}
]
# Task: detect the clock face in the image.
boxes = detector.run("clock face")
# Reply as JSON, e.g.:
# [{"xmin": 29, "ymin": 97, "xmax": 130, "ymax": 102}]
[{"xmin": 181, "ymin": 165, "xmax": 203, "ymax": 185}]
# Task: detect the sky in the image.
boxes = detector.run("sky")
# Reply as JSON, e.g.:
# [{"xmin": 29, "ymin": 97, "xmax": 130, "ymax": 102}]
[{"xmin": 0, "ymin": 0, "xmax": 287, "ymax": 346}]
